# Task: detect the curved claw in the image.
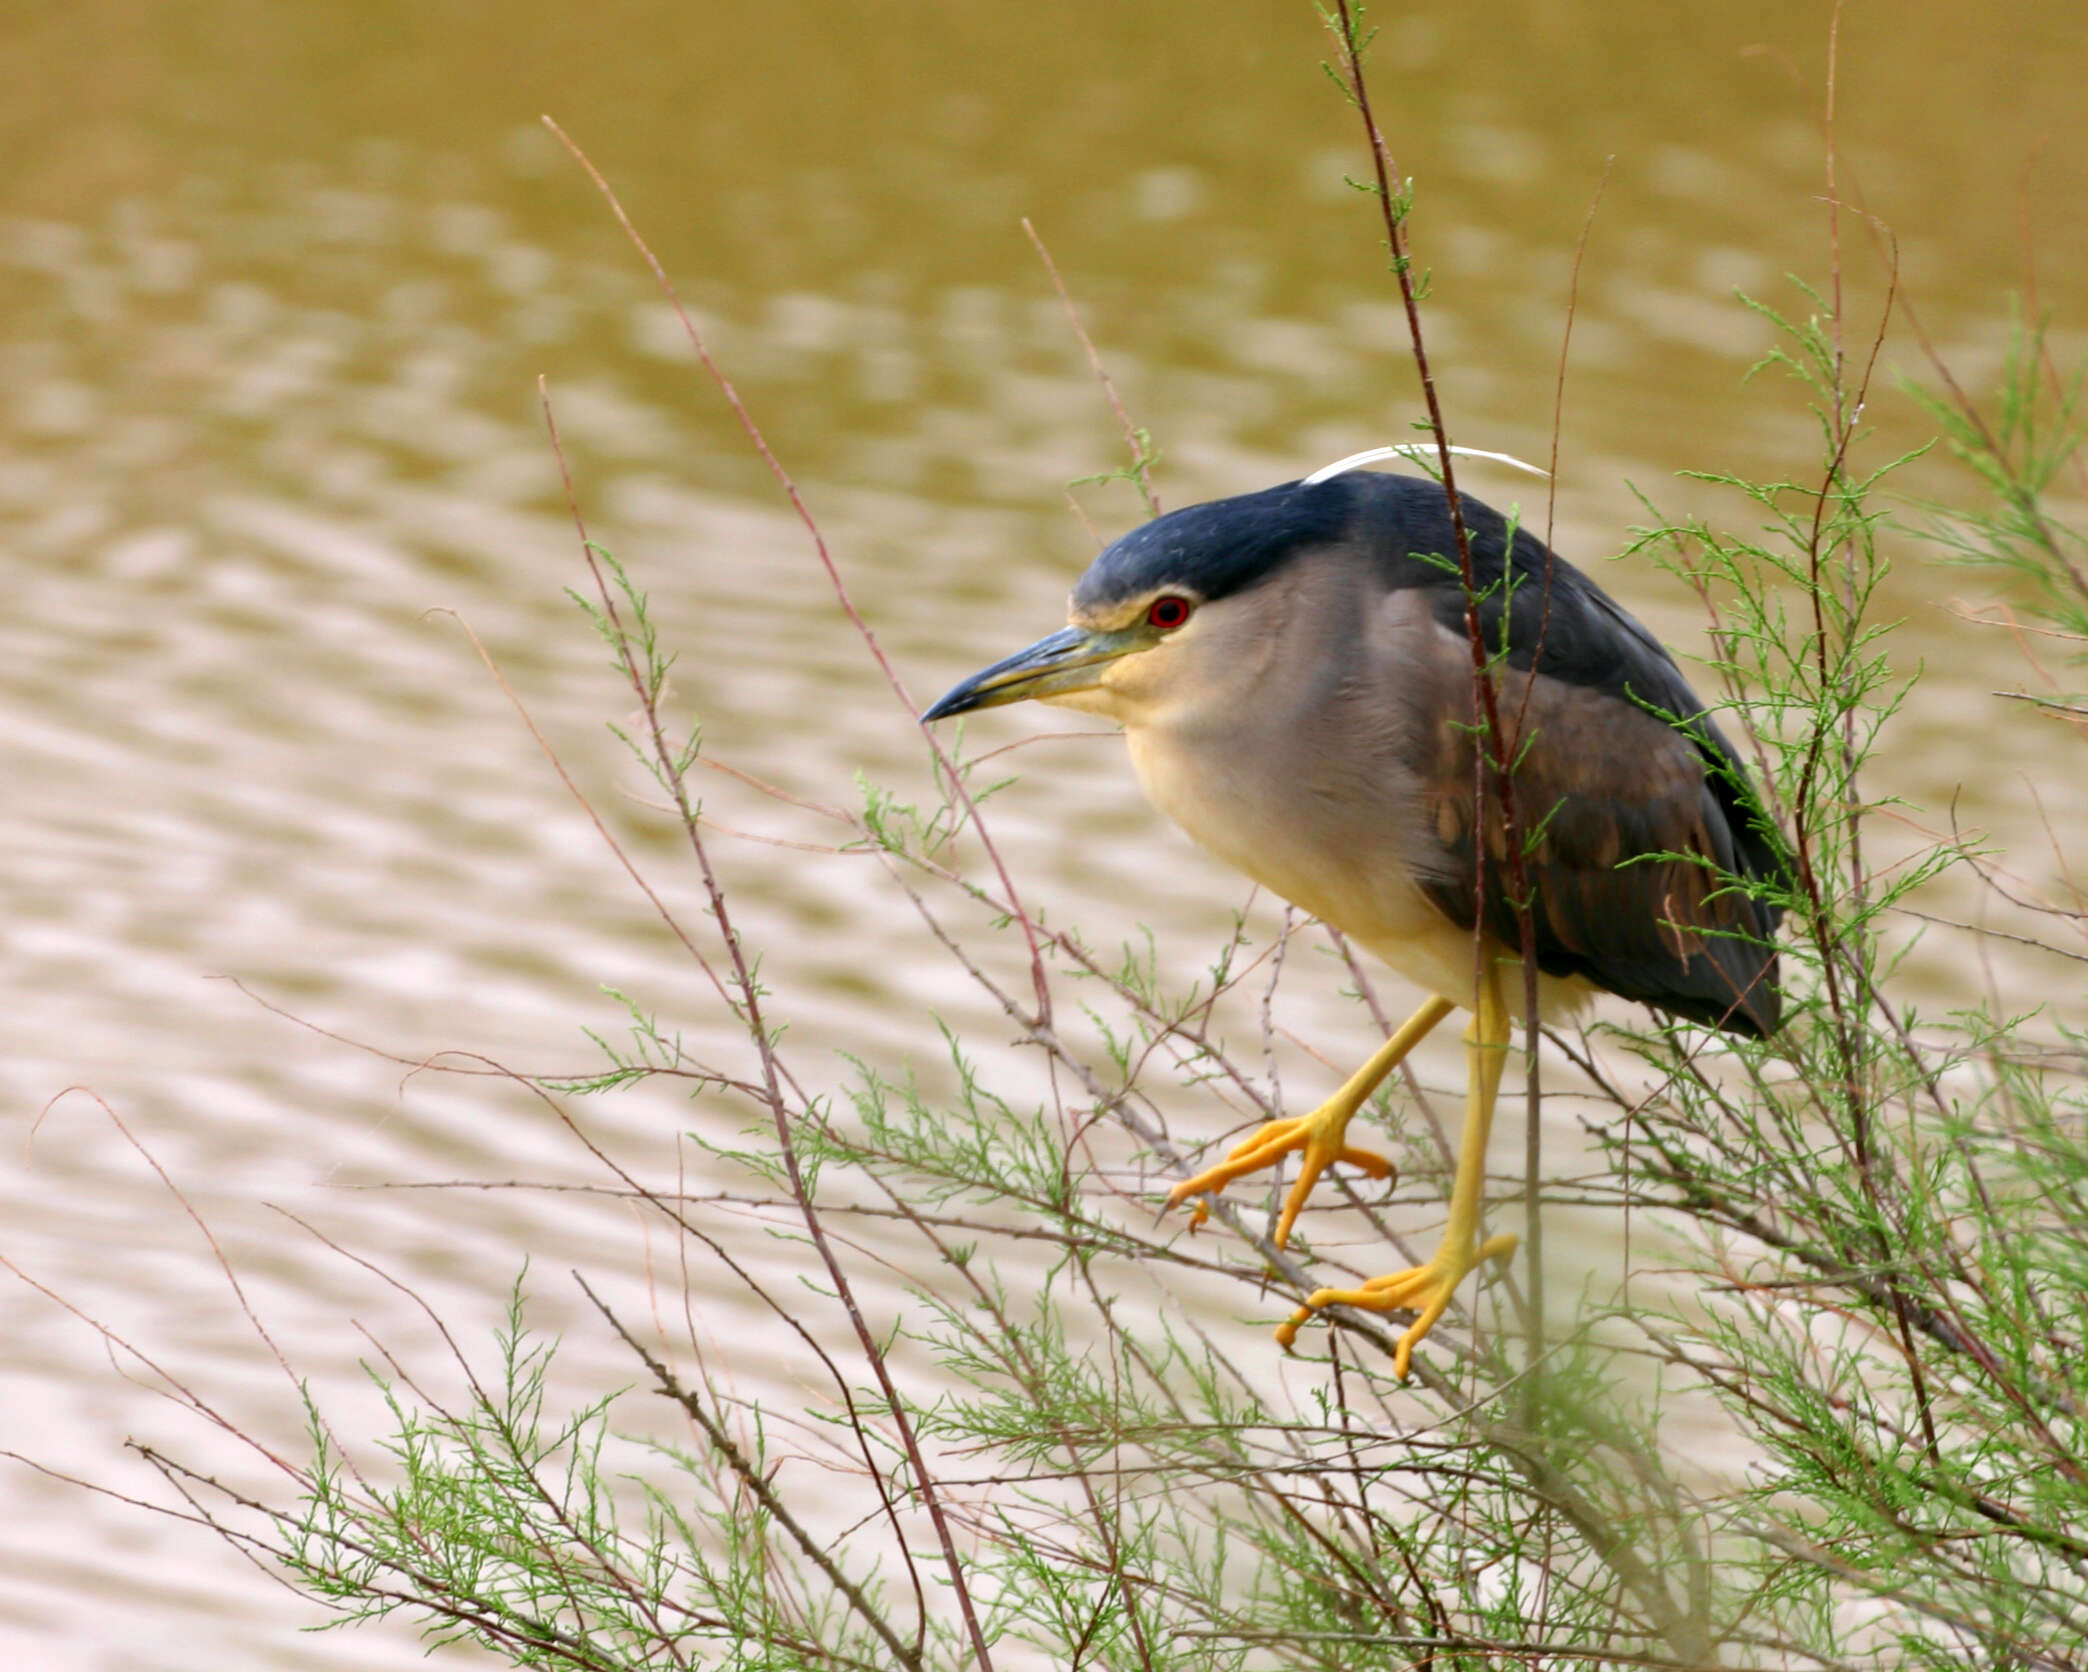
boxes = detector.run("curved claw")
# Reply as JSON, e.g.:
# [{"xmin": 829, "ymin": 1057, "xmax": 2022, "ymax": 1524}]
[
  {"xmin": 1275, "ymin": 1231, "xmax": 1518, "ymax": 1377},
  {"xmin": 1163, "ymin": 1109, "xmax": 1393, "ymax": 1249},
  {"xmin": 1164, "ymin": 997, "xmax": 1452, "ymax": 1248}
]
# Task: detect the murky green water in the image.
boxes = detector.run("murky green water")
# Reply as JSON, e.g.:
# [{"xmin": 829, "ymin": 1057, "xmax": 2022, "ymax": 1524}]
[{"xmin": 5, "ymin": 2, "xmax": 2085, "ymax": 1664}]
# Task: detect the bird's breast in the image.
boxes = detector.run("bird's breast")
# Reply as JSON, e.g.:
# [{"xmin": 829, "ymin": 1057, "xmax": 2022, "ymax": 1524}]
[
  {"xmin": 1123, "ymin": 720, "xmax": 1594, "ymax": 1015},
  {"xmin": 1123, "ymin": 719, "xmax": 1455, "ymax": 965}
]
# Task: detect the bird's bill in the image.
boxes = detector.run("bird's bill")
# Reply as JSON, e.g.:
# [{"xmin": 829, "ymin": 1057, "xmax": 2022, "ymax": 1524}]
[{"xmin": 920, "ymin": 623, "xmax": 1148, "ymax": 720}]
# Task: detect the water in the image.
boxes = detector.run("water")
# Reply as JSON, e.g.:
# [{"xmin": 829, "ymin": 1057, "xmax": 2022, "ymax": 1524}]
[{"xmin": 4, "ymin": 1, "xmax": 2086, "ymax": 1664}]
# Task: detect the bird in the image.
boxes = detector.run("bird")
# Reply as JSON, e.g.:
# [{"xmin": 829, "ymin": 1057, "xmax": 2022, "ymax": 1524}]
[{"xmin": 921, "ymin": 463, "xmax": 1785, "ymax": 1378}]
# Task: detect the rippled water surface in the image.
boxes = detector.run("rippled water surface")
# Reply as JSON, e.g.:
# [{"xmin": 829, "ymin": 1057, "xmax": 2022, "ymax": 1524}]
[{"xmin": 6, "ymin": 2, "xmax": 2087, "ymax": 1664}]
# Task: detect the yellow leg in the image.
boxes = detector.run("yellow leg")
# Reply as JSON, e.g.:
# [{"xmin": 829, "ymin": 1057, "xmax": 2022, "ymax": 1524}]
[
  {"xmin": 1164, "ymin": 994, "xmax": 1455, "ymax": 1249},
  {"xmin": 1276, "ymin": 958, "xmax": 1519, "ymax": 1378}
]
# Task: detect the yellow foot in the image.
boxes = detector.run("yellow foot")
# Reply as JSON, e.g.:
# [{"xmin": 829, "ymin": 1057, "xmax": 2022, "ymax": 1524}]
[
  {"xmin": 1275, "ymin": 1231, "xmax": 1518, "ymax": 1378},
  {"xmin": 1163, "ymin": 1107, "xmax": 1393, "ymax": 1249}
]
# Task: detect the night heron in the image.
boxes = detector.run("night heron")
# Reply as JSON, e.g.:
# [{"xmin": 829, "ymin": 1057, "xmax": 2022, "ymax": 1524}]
[{"xmin": 922, "ymin": 464, "xmax": 1783, "ymax": 1377}]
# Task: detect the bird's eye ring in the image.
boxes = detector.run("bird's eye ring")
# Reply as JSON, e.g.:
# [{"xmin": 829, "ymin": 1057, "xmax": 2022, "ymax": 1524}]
[{"xmin": 1147, "ymin": 594, "xmax": 1194, "ymax": 631}]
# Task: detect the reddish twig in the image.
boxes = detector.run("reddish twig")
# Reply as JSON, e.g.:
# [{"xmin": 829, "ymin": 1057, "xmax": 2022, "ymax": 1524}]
[
  {"xmin": 541, "ymin": 114, "xmax": 1052, "ymax": 1036},
  {"xmin": 532, "ymin": 361, "xmax": 992, "ymax": 1666},
  {"xmin": 1023, "ymin": 216, "xmax": 1161, "ymax": 519}
]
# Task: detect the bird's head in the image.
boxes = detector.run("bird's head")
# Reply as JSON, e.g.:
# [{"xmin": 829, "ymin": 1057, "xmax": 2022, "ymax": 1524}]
[{"xmin": 920, "ymin": 477, "xmax": 1356, "ymax": 729}]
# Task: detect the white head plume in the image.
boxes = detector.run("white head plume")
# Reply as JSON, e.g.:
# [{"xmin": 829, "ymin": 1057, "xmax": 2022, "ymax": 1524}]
[{"xmin": 1302, "ymin": 443, "xmax": 1551, "ymax": 487}]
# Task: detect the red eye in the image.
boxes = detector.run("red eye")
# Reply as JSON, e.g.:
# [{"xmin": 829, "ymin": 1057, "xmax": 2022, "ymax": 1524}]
[{"xmin": 1147, "ymin": 594, "xmax": 1193, "ymax": 631}]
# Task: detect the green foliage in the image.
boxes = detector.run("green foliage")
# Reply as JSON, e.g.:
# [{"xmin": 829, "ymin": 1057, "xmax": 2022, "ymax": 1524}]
[
  {"xmin": 568, "ymin": 541, "xmax": 701, "ymax": 786},
  {"xmin": 282, "ymin": 1280, "xmax": 756, "ymax": 1668},
  {"xmin": 1586, "ymin": 298, "xmax": 2088, "ymax": 1664},
  {"xmin": 1070, "ymin": 424, "xmax": 1165, "ymax": 504},
  {"xmin": 1907, "ymin": 310, "xmax": 2088, "ymax": 725}
]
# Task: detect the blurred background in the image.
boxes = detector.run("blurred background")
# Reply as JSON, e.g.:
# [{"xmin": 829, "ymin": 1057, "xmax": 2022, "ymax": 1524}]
[{"xmin": 4, "ymin": 1, "xmax": 2085, "ymax": 1664}]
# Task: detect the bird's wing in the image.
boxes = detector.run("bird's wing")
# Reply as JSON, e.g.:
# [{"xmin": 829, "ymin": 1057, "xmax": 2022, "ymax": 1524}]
[{"xmin": 1401, "ymin": 543, "xmax": 1786, "ymax": 1036}]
